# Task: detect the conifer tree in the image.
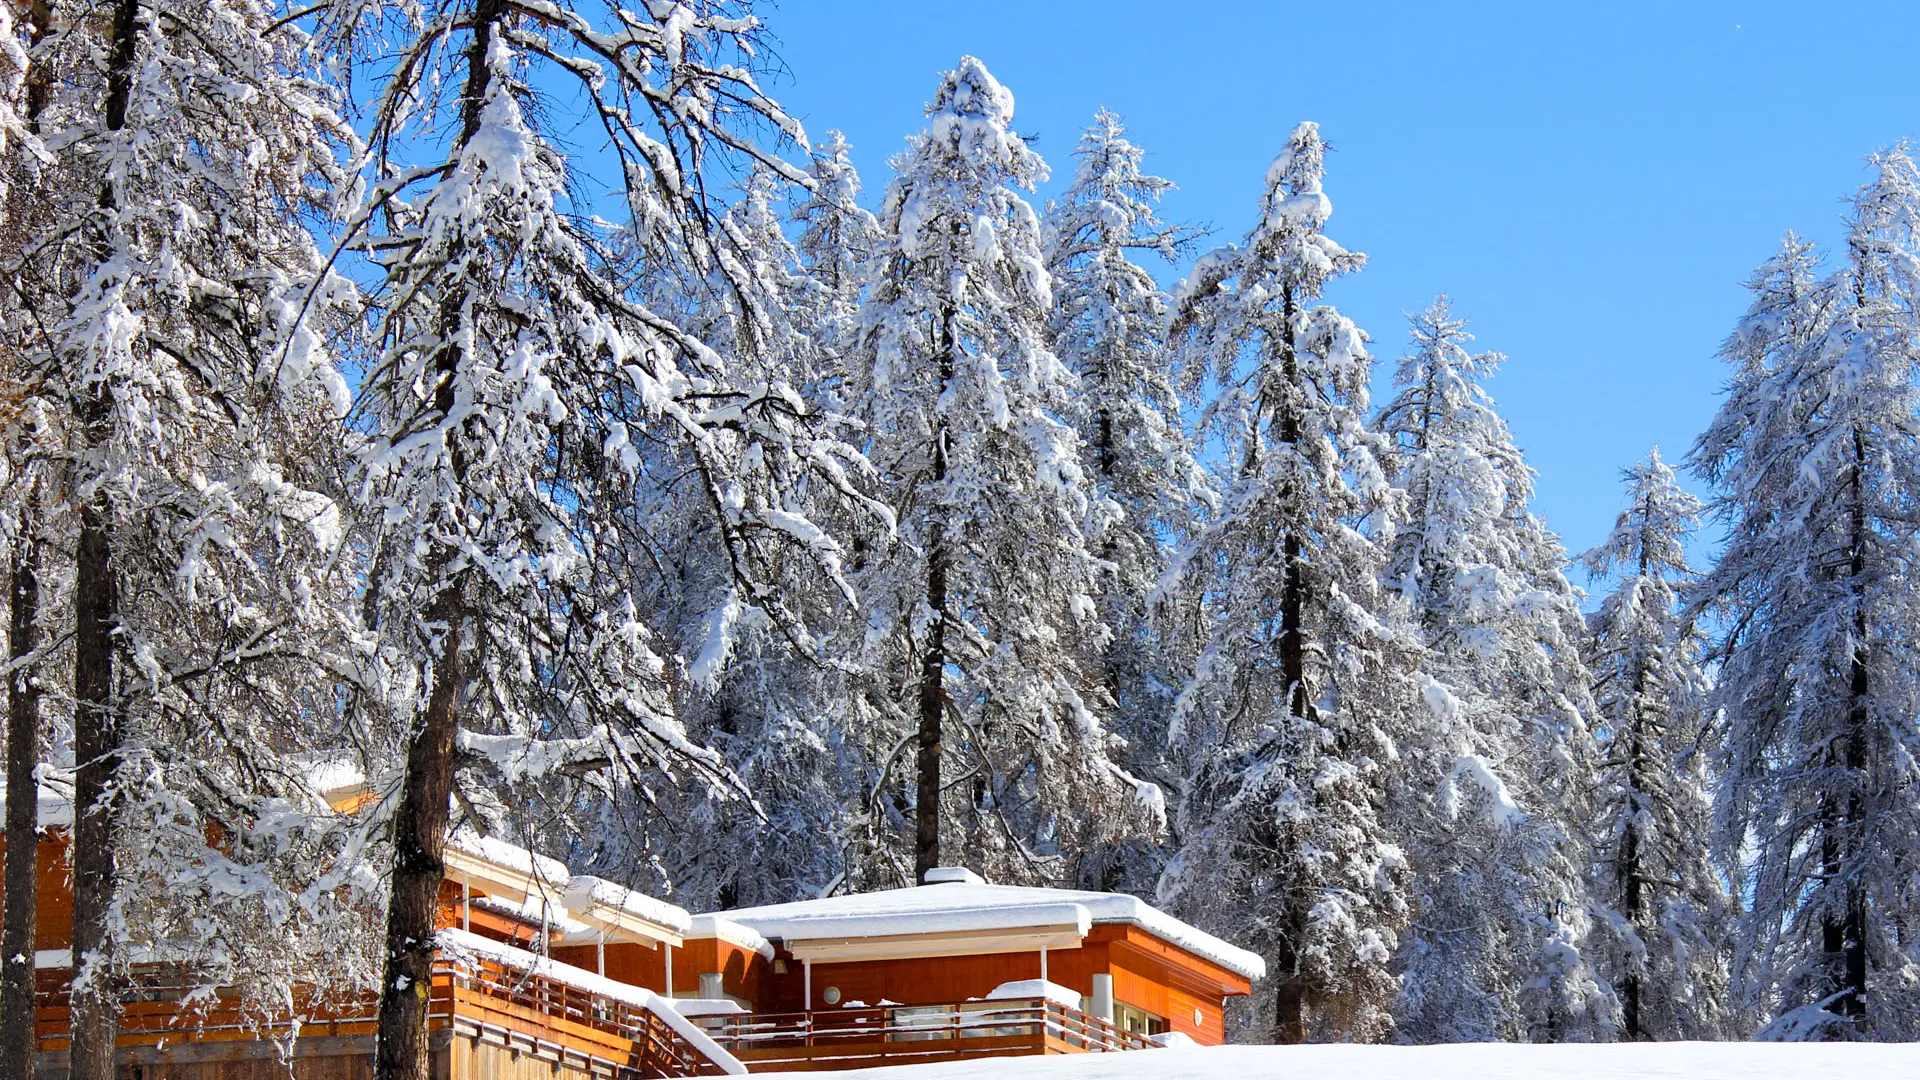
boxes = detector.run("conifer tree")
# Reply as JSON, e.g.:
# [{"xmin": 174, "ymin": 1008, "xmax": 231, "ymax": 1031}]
[
  {"xmin": 851, "ymin": 57, "xmax": 1143, "ymax": 887},
  {"xmin": 1160, "ymin": 121, "xmax": 1414, "ymax": 1044},
  {"xmin": 1043, "ymin": 110, "xmax": 1208, "ymax": 888},
  {"xmin": 336, "ymin": 5, "xmax": 861, "ymax": 1077},
  {"xmin": 1582, "ymin": 450, "xmax": 1731, "ymax": 1040},
  {"xmin": 1692, "ymin": 150, "xmax": 1920, "ymax": 1040},
  {"xmin": 1374, "ymin": 299, "xmax": 1612, "ymax": 1042},
  {"xmin": 0, "ymin": 4, "xmax": 369, "ymax": 1074}
]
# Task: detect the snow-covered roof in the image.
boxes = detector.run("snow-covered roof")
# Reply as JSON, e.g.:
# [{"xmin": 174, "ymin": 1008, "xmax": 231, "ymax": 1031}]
[
  {"xmin": 445, "ymin": 828, "xmax": 570, "ymax": 903},
  {"xmin": 707, "ymin": 879, "xmax": 1266, "ymax": 982},
  {"xmin": 689, "ymin": 913, "xmax": 776, "ymax": 960},
  {"xmin": 561, "ymin": 875, "xmax": 693, "ymax": 943},
  {"xmin": 436, "ymin": 928, "xmax": 745, "ymax": 1075},
  {"xmin": 306, "ymin": 756, "xmax": 367, "ymax": 802}
]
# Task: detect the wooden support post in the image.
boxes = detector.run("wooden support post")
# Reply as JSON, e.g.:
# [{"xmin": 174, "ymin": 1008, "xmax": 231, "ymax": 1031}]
[
  {"xmin": 462, "ymin": 879, "xmax": 470, "ymax": 933},
  {"xmin": 664, "ymin": 941, "xmax": 674, "ymax": 999},
  {"xmin": 1039, "ymin": 947, "xmax": 1048, "ymax": 984}
]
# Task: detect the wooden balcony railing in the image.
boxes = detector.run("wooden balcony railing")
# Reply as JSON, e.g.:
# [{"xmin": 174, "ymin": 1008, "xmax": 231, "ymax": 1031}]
[
  {"xmin": 695, "ymin": 998, "xmax": 1160, "ymax": 1071},
  {"xmin": 31, "ymin": 944, "xmax": 737, "ymax": 1078},
  {"xmin": 440, "ymin": 953, "xmax": 733, "ymax": 1076}
]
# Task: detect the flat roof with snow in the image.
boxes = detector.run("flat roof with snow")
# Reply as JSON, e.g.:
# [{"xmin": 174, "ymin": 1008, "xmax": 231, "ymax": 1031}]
[{"xmin": 704, "ymin": 873, "xmax": 1265, "ymax": 981}]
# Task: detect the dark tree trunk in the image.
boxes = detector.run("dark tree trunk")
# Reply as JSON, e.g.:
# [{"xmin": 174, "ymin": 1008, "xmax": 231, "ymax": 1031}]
[
  {"xmin": 373, "ymin": 599, "xmax": 465, "ymax": 1080},
  {"xmin": 1, "ymin": 535, "xmax": 43, "ymax": 1080},
  {"xmin": 1271, "ymin": 939, "xmax": 1308, "ymax": 1045},
  {"xmin": 69, "ymin": 4, "xmax": 142, "ymax": 1077},
  {"xmin": 373, "ymin": 8, "xmax": 503, "ymax": 1077},
  {"xmin": 914, "ymin": 523, "xmax": 947, "ymax": 883},
  {"xmin": 1832, "ymin": 427, "xmax": 1869, "ymax": 1026},
  {"xmin": 1619, "ymin": 813, "xmax": 1644, "ymax": 1038},
  {"xmin": 2, "ymin": 6, "xmax": 56, "ymax": 1071},
  {"xmin": 1268, "ymin": 284, "xmax": 1312, "ymax": 1045},
  {"xmin": 1619, "ymin": 514, "xmax": 1653, "ymax": 1041},
  {"xmin": 915, "ymin": 296, "xmax": 957, "ymax": 884},
  {"xmin": 70, "ymin": 482, "xmax": 123, "ymax": 1080}
]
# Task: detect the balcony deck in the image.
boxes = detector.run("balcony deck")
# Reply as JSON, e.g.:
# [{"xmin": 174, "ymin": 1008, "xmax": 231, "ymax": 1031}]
[
  {"xmin": 32, "ymin": 945, "xmax": 735, "ymax": 1079},
  {"xmin": 697, "ymin": 998, "xmax": 1159, "ymax": 1072}
]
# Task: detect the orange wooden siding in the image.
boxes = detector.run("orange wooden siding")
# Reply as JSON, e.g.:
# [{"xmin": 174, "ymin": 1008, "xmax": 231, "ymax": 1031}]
[
  {"xmin": 744, "ymin": 926, "xmax": 1246, "ymax": 1046},
  {"xmin": 0, "ymin": 830, "xmax": 73, "ymax": 953}
]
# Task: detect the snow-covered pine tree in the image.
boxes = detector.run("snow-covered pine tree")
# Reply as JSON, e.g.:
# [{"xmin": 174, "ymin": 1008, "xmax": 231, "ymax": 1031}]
[
  {"xmin": 1692, "ymin": 149, "xmax": 1920, "ymax": 1040},
  {"xmin": 850, "ymin": 57, "xmax": 1146, "ymax": 888},
  {"xmin": 1582, "ymin": 450, "xmax": 1731, "ymax": 1040},
  {"xmin": 610, "ymin": 167, "xmax": 888, "ymax": 910},
  {"xmin": 336, "ymin": 5, "xmax": 866, "ymax": 1076},
  {"xmin": 1373, "ymin": 298, "xmax": 1612, "ymax": 1042},
  {"xmin": 1159, "ymin": 121, "xmax": 1414, "ymax": 1044},
  {"xmin": 1042, "ymin": 109, "xmax": 1209, "ymax": 890},
  {"xmin": 795, "ymin": 130, "xmax": 883, "ymax": 393},
  {"xmin": 0, "ymin": 3, "xmax": 369, "ymax": 1074}
]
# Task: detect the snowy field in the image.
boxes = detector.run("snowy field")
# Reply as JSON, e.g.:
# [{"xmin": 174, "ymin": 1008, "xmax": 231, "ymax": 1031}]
[{"xmin": 845, "ymin": 1043, "xmax": 1917, "ymax": 1079}]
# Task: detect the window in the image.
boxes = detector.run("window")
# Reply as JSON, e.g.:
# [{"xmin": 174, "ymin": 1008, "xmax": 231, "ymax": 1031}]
[{"xmin": 1114, "ymin": 1003, "xmax": 1168, "ymax": 1037}]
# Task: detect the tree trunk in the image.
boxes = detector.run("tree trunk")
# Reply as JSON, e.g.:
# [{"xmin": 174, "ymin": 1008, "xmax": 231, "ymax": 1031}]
[
  {"xmin": 1, "ymin": 6, "xmax": 55, "ymax": 1071},
  {"xmin": 1268, "ymin": 284, "xmax": 1311, "ymax": 1046},
  {"xmin": 1619, "ymin": 809, "xmax": 1644, "ymax": 1039},
  {"xmin": 70, "ymin": 481, "xmax": 123, "ymax": 1080},
  {"xmin": 1, "ymin": 535, "xmax": 42, "ymax": 1080},
  {"xmin": 1834, "ymin": 427, "xmax": 1868, "ymax": 1026},
  {"xmin": 1276, "ymin": 285, "xmax": 1307, "ymax": 723},
  {"xmin": 1619, "ymin": 513, "xmax": 1653, "ymax": 1041},
  {"xmin": 374, "ymin": 8, "xmax": 502, "ymax": 1077},
  {"xmin": 69, "ymin": 4, "xmax": 142, "ymax": 1078},
  {"xmin": 915, "ymin": 297, "xmax": 957, "ymax": 884},
  {"xmin": 373, "ymin": 599, "xmax": 465, "ymax": 1080},
  {"xmin": 914, "ymin": 523, "xmax": 947, "ymax": 883}
]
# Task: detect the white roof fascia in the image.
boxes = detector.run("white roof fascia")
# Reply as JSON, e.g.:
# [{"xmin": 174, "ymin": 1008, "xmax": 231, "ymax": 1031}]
[
  {"xmin": 784, "ymin": 925, "xmax": 1088, "ymax": 965},
  {"xmin": 561, "ymin": 876, "xmax": 690, "ymax": 948},
  {"xmin": 444, "ymin": 830, "xmax": 570, "ymax": 907}
]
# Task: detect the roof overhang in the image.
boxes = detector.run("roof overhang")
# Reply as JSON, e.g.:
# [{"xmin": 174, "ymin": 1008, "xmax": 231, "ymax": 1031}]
[
  {"xmin": 784, "ymin": 923, "xmax": 1086, "ymax": 964},
  {"xmin": 443, "ymin": 833, "xmax": 568, "ymax": 907},
  {"xmin": 562, "ymin": 876, "xmax": 688, "ymax": 948},
  {"xmin": 564, "ymin": 903, "xmax": 684, "ymax": 949}
]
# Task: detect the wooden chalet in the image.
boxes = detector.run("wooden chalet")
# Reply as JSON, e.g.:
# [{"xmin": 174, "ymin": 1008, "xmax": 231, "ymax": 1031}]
[
  {"xmin": 5, "ymin": 772, "xmax": 1263, "ymax": 1078},
  {"xmin": 679, "ymin": 866, "xmax": 1264, "ymax": 1071}
]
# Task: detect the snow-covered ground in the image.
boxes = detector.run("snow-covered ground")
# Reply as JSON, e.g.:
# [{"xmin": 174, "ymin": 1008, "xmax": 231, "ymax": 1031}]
[{"xmin": 844, "ymin": 1043, "xmax": 1915, "ymax": 1080}]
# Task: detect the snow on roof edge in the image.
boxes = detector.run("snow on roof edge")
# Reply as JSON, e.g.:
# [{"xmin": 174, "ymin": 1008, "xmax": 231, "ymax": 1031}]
[
  {"xmin": 708, "ymin": 883, "xmax": 1266, "ymax": 983},
  {"xmin": 447, "ymin": 828, "xmax": 571, "ymax": 888},
  {"xmin": 4, "ymin": 775, "xmax": 74, "ymax": 829},
  {"xmin": 689, "ymin": 913, "xmax": 776, "ymax": 960},
  {"xmin": 562, "ymin": 875, "xmax": 694, "ymax": 935}
]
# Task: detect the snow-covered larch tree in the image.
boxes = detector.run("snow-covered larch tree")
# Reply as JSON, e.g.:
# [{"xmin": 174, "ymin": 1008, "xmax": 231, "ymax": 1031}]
[
  {"xmin": 1581, "ymin": 450, "xmax": 1731, "ymax": 1041},
  {"xmin": 610, "ymin": 166, "xmax": 889, "ymax": 910},
  {"xmin": 795, "ymin": 130, "xmax": 883, "ymax": 393},
  {"xmin": 1042, "ymin": 109, "xmax": 1209, "ymax": 889},
  {"xmin": 0, "ymin": 3, "xmax": 370, "ymax": 1075},
  {"xmin": 1159, "ymin": 121, "xmax": 1414, "ymax": 1044},
  {"xmin": 335, "ymin": 5, "xmax": 868, "ymax": 1077},
  {"xmin": 851, "ymin": 57, "xmax": 1147, "ymax": 887},
  {"xmin": 1373, "ymin": 298, "xmax": 1612, "ymax": 1043},
  {"xmin": 1691, "ymin": 149, "xmax": 1920, "ymax": 1041}
]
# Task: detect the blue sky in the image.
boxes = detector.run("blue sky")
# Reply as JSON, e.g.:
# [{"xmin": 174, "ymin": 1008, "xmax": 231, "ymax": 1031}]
[{"xmin": 758, "ymin": 0, "xmax": 1920, "ymax": 564}]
